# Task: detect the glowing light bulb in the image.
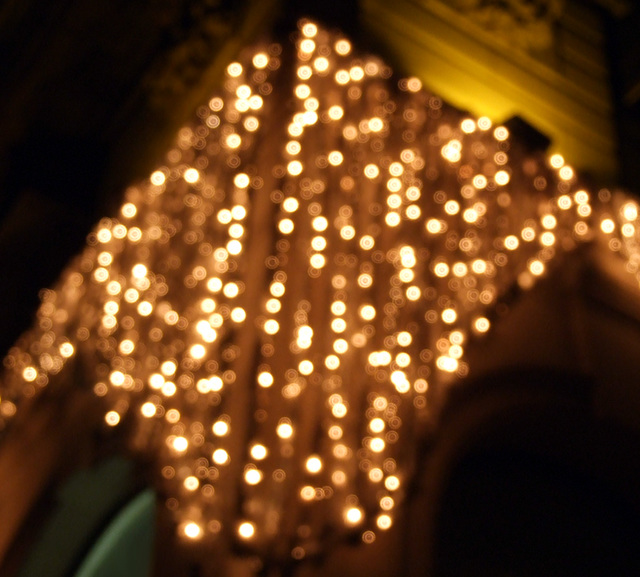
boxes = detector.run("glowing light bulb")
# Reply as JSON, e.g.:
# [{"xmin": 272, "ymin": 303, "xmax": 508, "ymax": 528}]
[
  {"xmin": 277, "ymin": 421, "xmax": 294, "ymax": 439},
  {"xmin": 244, "ymin": 468, "xmax": 263, "ymax": 485},
  {"xmin": 173, "ymin": 436, "xmax": 188, "ymax": 452},
  {"xmin": 212, "ymin": 449, "xmax": 229, "ymax": 465},
  {"xmin": 183, "ymin": 522, "xmax": 202, "ymax": 539},
  {"xmin": 105, "ymin": 411, "xmax": 120, "ymax": 426},
  {"xmin": 344, "ymin": 506, "xmax": 363, "ymax": 526},
  {"xmin": 257, "ymin": 372, "xmax": 274, "ymax": 388},
  {"xmin": 250, "ymin": 444, "xmax": 268, "ymax": 460},
  {"xmin": 184, "ymin": 168, "xmax": 200, "ymax": 183},
  {"xmin": 601, "ymin": 218, "xmax": 615, "ymax": 234},
  {"xmin": 141, "ymin": 402, "xmax": 156, "ymax": 418},
  {"xmin": 238, "ymin": 522, "xmax": 255, "ymax": 539},
  {"xmin": 184, "ymin": 476, "xmax": 199, "ymax": 491},
  {"xmin": 212, "ymin": 420, "xmax": 230, "ymax": 436},
  {"xmin": 306, "ymin": 455, "xmax": 323, "ymax": 474}
]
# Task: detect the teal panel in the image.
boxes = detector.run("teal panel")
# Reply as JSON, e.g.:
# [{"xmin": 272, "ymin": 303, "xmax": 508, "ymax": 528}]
[
  {"xmin": 72, "ymin": 489, "xmax": 156, "ymax": 577},
  {"xmin": 19, "ymin": 456, "xmax": 139, "ymax": 577}
]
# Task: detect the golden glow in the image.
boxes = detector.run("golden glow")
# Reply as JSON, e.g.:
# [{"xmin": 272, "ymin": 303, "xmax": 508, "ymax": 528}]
[
  {"xmin": 369, "ymin": 117, "xmax": 384, "ymax": 132},
  {"xmin": 226, "ymin": 134, "xmax": 241, "ymax": 149},
  {"xmin": 310, "ymin": 254, "xmax": 326, "ymax": 269},
  {"xmin": 333, "ymin": 338, "xmax": 348, "ymax": 354},
  {"xmin": 305, "ymin": 455, "xmax": 323, "ymax": 474},
  {"xmin": 559, "ymin": 165, "xmax": 574, "ymax": 181},
  {"xmin": 369, "ymin": 417, "xmax": 385, "ymax": 433},
  {"xmin": 300, "ymin": 485, "xmax": 315, "ymax": 501},
  {"xmin": 600, "ymin": 218, "xmax": 615, "ymax": 234},
  {"xmin": 298, "ymin": 360, "xmax": 314, "ymax": 375},
  {"xmin": 529, "ymin": 260, "xmax": 545, "ymax": 276},
  {"xmin": 441, "ymin": 140, "xmax": 462, "ymax": 162},
  {"xmin": 311, "ymin": 236, "xmax": 326, "ymax": 251},
  {"xmin": 122, "ymin": 203, "xmax": 137, "ymax": 218},
  {"xmin": 370, "ymin": 437, "xmax": 385, "ymax": 452},
  {"xmin": 277, "ymin": 421, "xmax": 294, "ymax": 439},
  {"xmin": 312, "ymin": 216, "xmax": 328, "ymax": 232},
  {"xmin": 434, "ymin": 262, "xmax": 449, "ymax": 278},
  {"xmin": 350, "ymin": 66, "xmax": 365, "ymax": 81},
  {"xmin": 344, "ymin": 506, "xmax": 363, "ymax": 526},
  {"xmin": 406, "ymin": 77, "xmax": 422, "ymax": 91},
  {"xmin": 550, "ymin": 153, "xmax": 564, "ymax": 168},
  {"xmin": 184, "ymin": 476, "xmax": 199, "ymax": 491},
  {"xmin": 184, "ymin": 168, "xmax": 200, "ymax": 183},
  {"xmin": 335, "ymin": 39, "xmax": 351, "ymax": 54},
  {"xmin": 300, "ymin": 38, "xmax": 315, "ymax": 54},
  {"xmin": 4, "ymin": 19, "xmax": 638, "ymax": 565},
  {"xmin": 493, "ymin": 126, "xmax": 509, "ymax": 141},
  {"xmin": 105, "ymin": 411, "xmax": 120, "ymax": 426},
  {"xmin": 190, "ymin": 344, "xmax": 206, "ymax": 359},
  {"xmin": 97, "ymin": 228, "xmax": 112, "ymax": 243},
  {"xmin": 472, "ymin": 175, "xmax": 487, "ymax": 189},
  {"xmin": 264, "ymin": 320, "xmax": 279, "ymax": 335},
  {"xmin": 212, "ymin": 449, "xmax": 230, "ymax": 465},
  {"xmin": 328, "ymin": 105, "xmax": 344, "ymax": 120},
  {"xmin": 364, "ymin": 164, "xmax": 379, "ymax": 179},
  {"xmin": 279, "ymin": 219, "xmax": 294, "ymax": 234},
  {"xmin": 244, "ymin": 468, "xmax": 263, "ymax": 485},
  {"xmin": 426, "ymin": 219, "xmax": 444, "ymax": 234},
  {"xmin": 444, "ymin": 200, "xmax": 460, "ymax": 215},
  {"xmin": 495, "ymin": 170, "xmax": 510, "ymax": 185},
  {"xmin": 212, "ymin": 420, "xmax": 230, "ymax": 436},
  {"xmin": 223, "ymin": 283, "xmax": 239, "ymax": 299},
  {"xmin": 173, "ymin": 436, "xmax": 188, "ymax": 452},
  {"xmin": 504, "ymin": 235, "xmax": 519, "ymax": 250},
  {"xmin": 288, "ymin": 160, "xmax": 303, "ymax": 176},
  {"xmin": 283, "ymin": 197, "xmax": 299, "ymax": 212},
  {"xmin": 238, "ymin": 522, "xmax": 255, "ymax": 539},
  {"xmin": 22, "ymin": 367, "xmax": 38, "ymax": 383},
  {"xmin": 380, "ymin": 496, "xmax": 395, "ymax": 511},
  {"xmin": 331, "ymin": 318, "xmax": 346, "ymax": 332},
  {"xmin": 183, "ymin": 522, "xmax": 202, "ymax": 539},
  {"xmin": 328, "ymin": 151, "xmax": 344, "ymax": 166},
  {"xmin": 521, "ymin": 227, "xmax": 536, "ymax": 242},
  {"xmin": 540, "ymin": 231, "xmax": 555, "ymax": 247},
  {"xmin": 141, "ymin": 402, "xmax": 156, "ymax": 418},
  {"xmin": 369, "ymin": 468, "xmax": 384, "ymax": 482},
  {"xmin": 384, "ymin": 476, "xmax": 400, "ymax": 491},
  {"xmin": 257, "ymin": 371, "xmax": 273, "ymax": 388},
  {"xmin": 253, "ymin": 52, "xmax": 268, "ymax": 68},
  {"xmin": 332, "ymin": 402, "xmax": 348, "ymax": 418},
  {"xmin": 474, "ymin": 317, "xmax": 491, "ymax": 333},
  {"xmin": 541, "ymin": 215, "xmax": 557, "ymax": 229},
  {"xmin": 477, "ymin": 116, "xmax": 492, "ymax": 130},
  {"xmin": 302, "ymin": 22, "xmax": 318, "ymax": 37},
  {"xmin": 227, "ymin": 62, "xmax": 242, "ymax": 77},
  {"xmin": 461, "ymin": 119, "xmax": 476, "ymax": 133},
  {"xmin": 314, "ymin": 57, "xmax": 329, "ymax": 72},
  {"xmin": 623, "ymin": 202, "xmax": 638, "ymax": 221},
  {"xmin": 250, "ymin": 444, "xmax": 268, "ymax": 460}
]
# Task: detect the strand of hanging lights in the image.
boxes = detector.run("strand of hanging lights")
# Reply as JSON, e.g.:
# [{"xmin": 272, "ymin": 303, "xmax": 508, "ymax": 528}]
[{"xmin": 1, "ymin": 17, "xmax": 640, "ymax": 569}]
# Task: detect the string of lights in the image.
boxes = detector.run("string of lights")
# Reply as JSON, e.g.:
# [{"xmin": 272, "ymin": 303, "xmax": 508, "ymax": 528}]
[{"xmin": 1, "ymin": 18, "xmax": 638, "ymax": 569}]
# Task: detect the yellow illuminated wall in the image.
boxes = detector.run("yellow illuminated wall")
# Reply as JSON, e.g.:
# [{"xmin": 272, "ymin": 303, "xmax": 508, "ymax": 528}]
[{"xmin": 362, "ymin": 0, "xmax": 617, "ymax": 181}]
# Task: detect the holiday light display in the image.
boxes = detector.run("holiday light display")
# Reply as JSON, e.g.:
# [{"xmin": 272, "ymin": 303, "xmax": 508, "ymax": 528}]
[{"xmin": 1, "ymin": 18, "xmax": 639, "ymax": 568}]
